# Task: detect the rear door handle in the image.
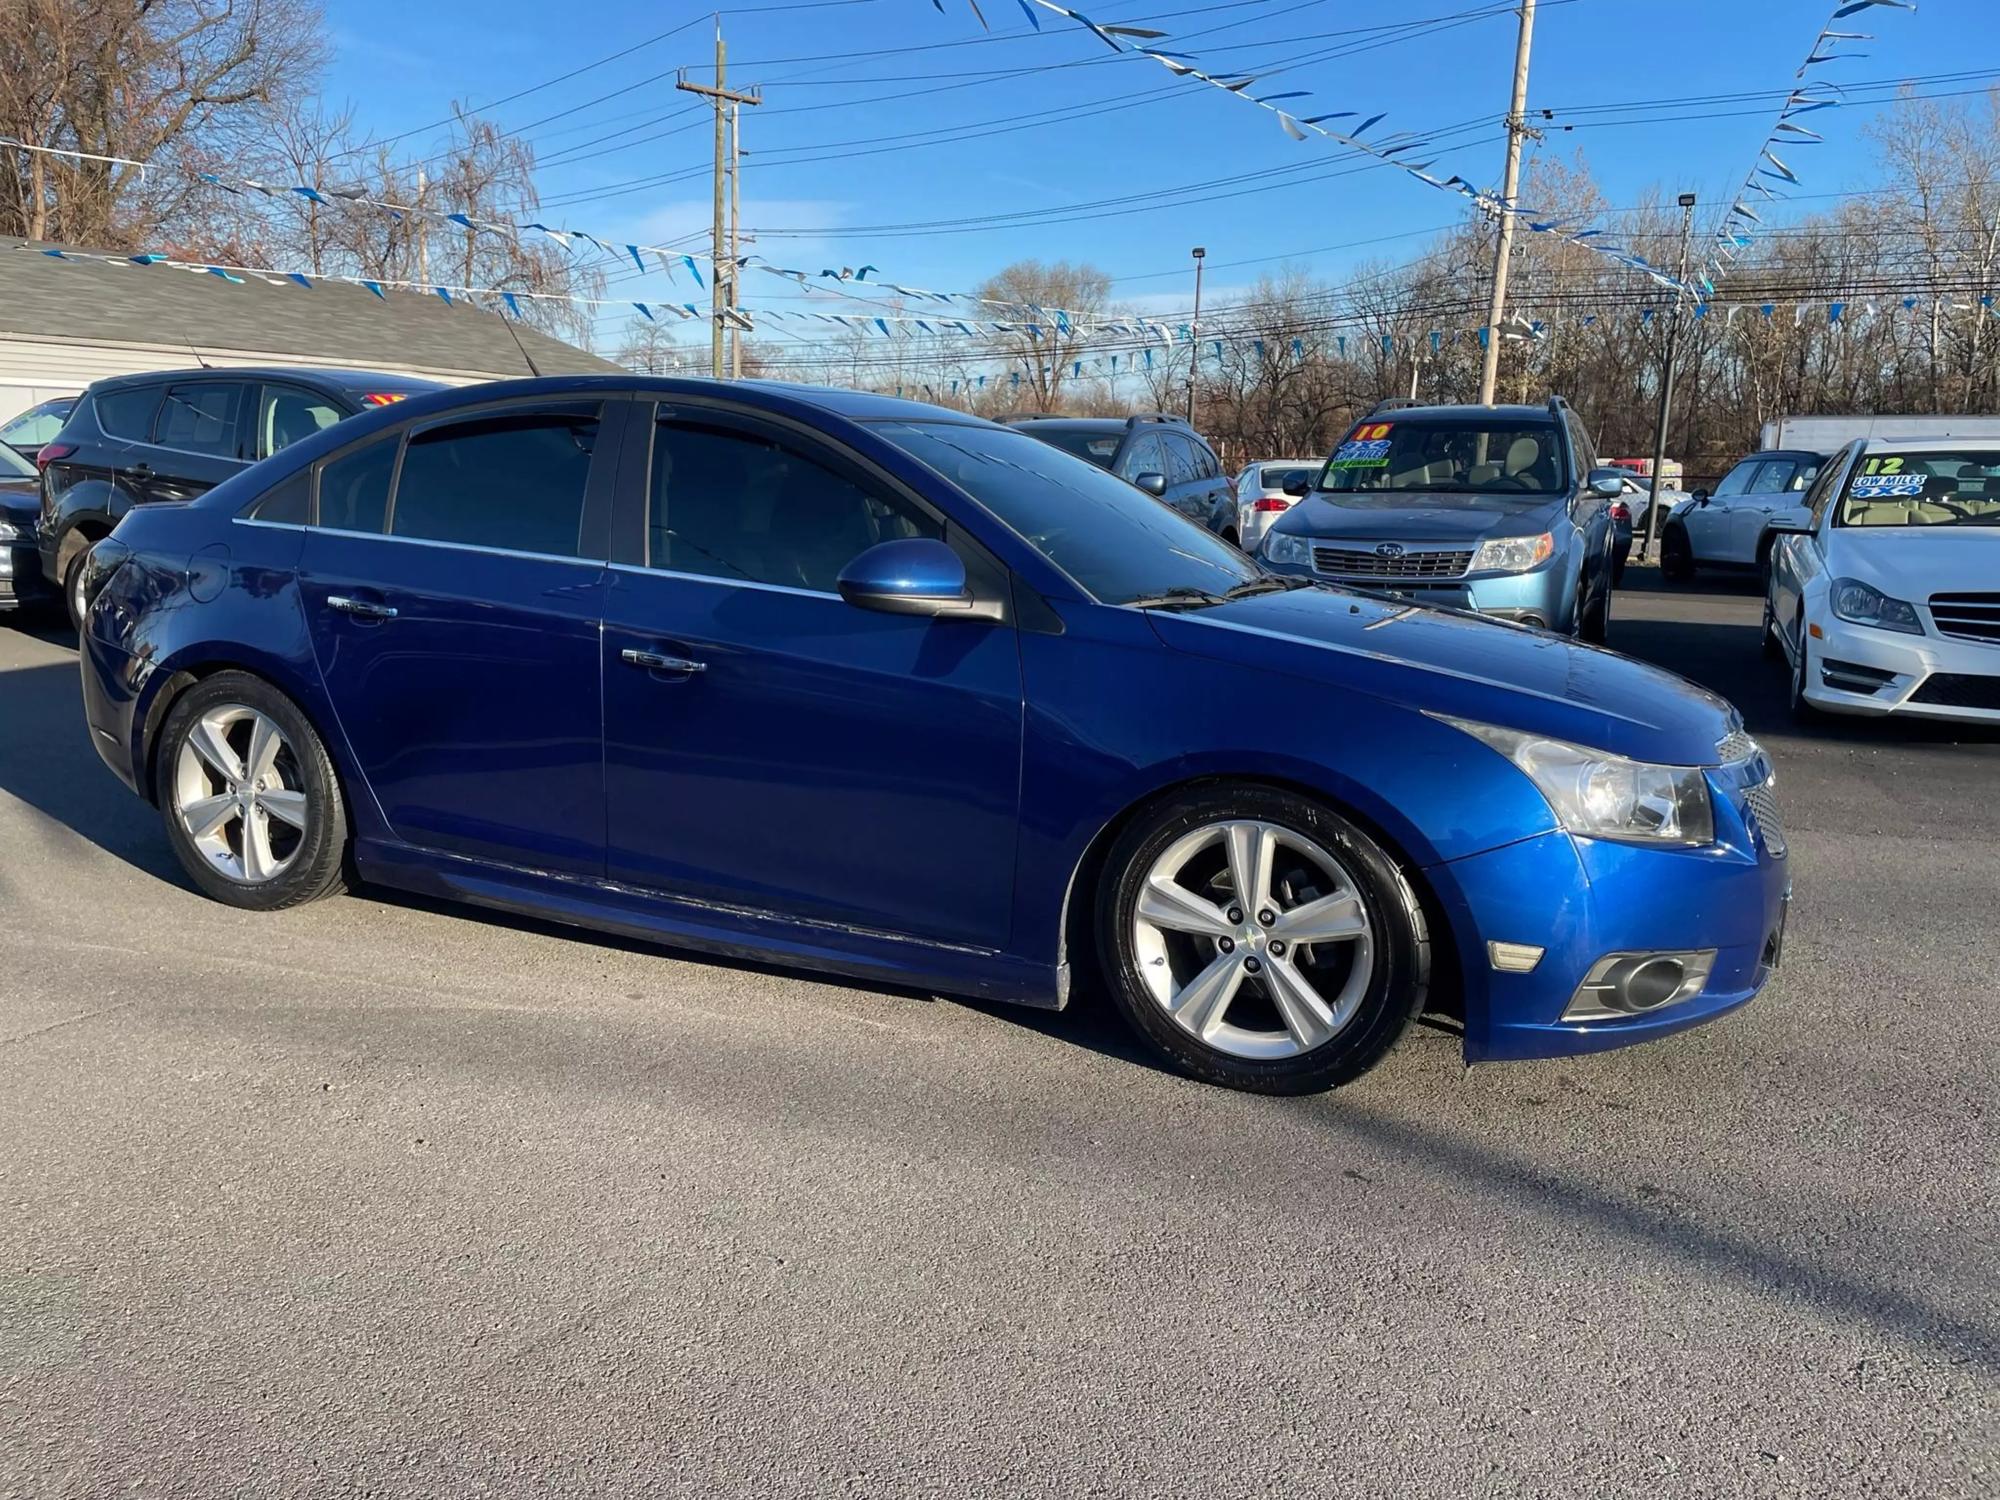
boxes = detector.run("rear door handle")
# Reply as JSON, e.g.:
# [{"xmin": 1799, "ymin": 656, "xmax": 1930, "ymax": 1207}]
[
  {"xmin": 621, "ymin": 648, "xmax": 705, "ymax": 674},
  {"xmin": 326, "ymin": 595, "xmax": 397, "ymax": 620}
]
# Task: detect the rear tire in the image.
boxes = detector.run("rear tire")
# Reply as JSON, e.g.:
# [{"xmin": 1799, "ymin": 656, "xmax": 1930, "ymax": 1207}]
[
  {"xmin": 1579, "ymin": 582, "xmax": 1610, "ymax": 644},
  {"xmin": 1096, "ymin": 785, "xmax": 1428, "ymax": 1095},
  {"xmin": 155, "ymin": 672, "xmax": 349, "ymax": 911},
  {"xmin": 1660, "ymin": 524, "xmax": 1694, "ymax": 583}
]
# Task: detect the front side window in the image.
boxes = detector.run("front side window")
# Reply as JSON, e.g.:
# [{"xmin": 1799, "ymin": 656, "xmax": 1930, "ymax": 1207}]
[
  {"xmin": 650, "ymin": 419, "xmax": 939, "ymax": 593},
  {"xmin": 259, "ymin": 385, "xmax": 344, "ymax": 459},
  {"xmin": 1836, "ymin": 450, "xmax": 2000, "ymax": 528},
  {"xmin": 156, "ymin": 383, "xmax": 245, "ymax": 457},
  {"xmin": 1162, "ymin": 432, "xmax": 1201, "ymax": 487},
  {"xmin": 1318, "ymin": 420, "xmax": 1567, "ymax": 495},
  {"xmin": 1711, "ymin": 458, "xmax": 1758, "ymax": 497},
  {"xmin": 1748, "ymin": 458, "xmax": 1813, "ymax": 494},
  {"xmin": 873, "ymin": 420, "xmax": 1260, "ymax": 605},
  {"xmin": 390, "ymin": 404, "xmax": 599, "ymax": 558},
  {"xmin": 1119, "ymin": 431, "xmax": 1166, "ymax": 482},
  {"xmin": 96, "ymin": 383, "xmax": 163, "ymax": 441}
]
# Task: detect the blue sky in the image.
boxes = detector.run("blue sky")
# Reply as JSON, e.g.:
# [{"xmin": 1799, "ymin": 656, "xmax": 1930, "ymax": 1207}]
[{"xmin": 318, "ymin": 0, "xmax": 1978, "ymax": 348}]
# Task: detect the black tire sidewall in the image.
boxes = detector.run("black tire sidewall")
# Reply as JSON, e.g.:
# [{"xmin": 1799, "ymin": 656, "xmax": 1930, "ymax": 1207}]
[
  {"xmin": 155, "ymin": 671, "xmax": 348, "ymax": 911},
  {"xmin": 1096, "ymin": 785, "xmax": 1427, "ymax": 1095},
  {"xmin": 1661, "ymin": 525, "xmax": 1693, "ymax": 580}
]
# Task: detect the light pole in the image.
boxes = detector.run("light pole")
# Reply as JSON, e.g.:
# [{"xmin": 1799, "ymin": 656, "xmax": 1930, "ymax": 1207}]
[
  {"xmin": 1641, "ymin": 192, "xmax": 1699, "ymax": 562},
  {"xmin": 1188, "ymin": 246, "xmax": 1206, "ymax": 423}
]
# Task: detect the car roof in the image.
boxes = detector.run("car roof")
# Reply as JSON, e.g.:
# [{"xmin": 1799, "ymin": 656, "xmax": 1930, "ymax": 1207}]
[
  {"xmin": 1008, "ymin": 417, "xmax": 1133, "ymax": 432},
  {"xmin": 1364, "ymin": 403, "xmax": 1558, "ymax": 424},
  {"xmin": 1856, "ymin": 435, "xmax": 2000, "ymax": 453},
  {"xmin": 90, "ymin": 365, "xmax": 444, "ymax": 395}
]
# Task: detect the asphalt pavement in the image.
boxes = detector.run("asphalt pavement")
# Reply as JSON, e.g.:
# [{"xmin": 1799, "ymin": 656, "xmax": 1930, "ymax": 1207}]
[{"xmin": 1, "ymin": 568, "xmax": 1994, "ymax": 1499}]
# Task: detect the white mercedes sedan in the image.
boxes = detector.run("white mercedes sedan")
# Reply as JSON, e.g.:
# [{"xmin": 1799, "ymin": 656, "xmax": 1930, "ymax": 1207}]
[{"xmin": 1765, "ymin": 437, "xmax": 2000, "ymax": 724}]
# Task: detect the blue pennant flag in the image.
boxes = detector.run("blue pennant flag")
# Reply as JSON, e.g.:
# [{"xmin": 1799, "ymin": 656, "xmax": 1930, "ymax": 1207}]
[
  {"xmin": 361, "ymin": 281, "xmax": 386, "ymax": 300},
  {"xmin": 1380, "ymin": 334, "xmax": 1392, "ymax": 354},
  {"xmin": 1429, "ymin": 330, "xmax": 1441, "ymax": 352},
  {"xmin": 1337, "ymin": 335, "xmax": 1347, "ymax": 357},
  {"xmin": 434, "ymin": 286, "xmax": 452, "ymax": 306},
  {"xmin": 292, "ymin": 186, "xmax": 327, "ymax": 205},
  {"xmin": 1477, "ymin": 327, "xmax": 1489, "ymax": 349},
  {"xmin": 129, "ymin": 252, "xmax": 168, "ymax": 265},
  {"xmin": 1291, "ymin": 338, "xmax": 1303, "ymax": 357},
  {"xmin": 287, "ymin": 273, "xmax": 313, "ymax": 290},
  {"xmin": 627, "ymin": 245, "xmax": 647, "ymax": 274},
  {"xmin": 683, "ymin": 255, "xmax": 705, "ymax": 289},
  {"xmin": 874, "ymin": 318, "xmax": 890, "ymax": 337},
  {"xmin": 1829, "ymin": 302, "xmax": 1845, "ymax": 324},
  {"xmin": 634, "ymin": 302, "xmax": 654, "ymax": 321},
  {"xmin": 207, "ymin": 266, "xmax": 244, "ymax": 283},
  {"xmin": 1760, "ymin": 304, "xmax": 1775, "ymax": 319},
  {"xmin": 502, "ymin": 292, "xmax": 522, "ymax": 318}
]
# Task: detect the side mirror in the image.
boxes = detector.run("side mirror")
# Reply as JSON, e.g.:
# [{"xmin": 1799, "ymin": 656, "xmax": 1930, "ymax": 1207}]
[
  {"xmin": 1765, "ymin": 513, "xmax": 1814, "ymax": 536},
  {"xmin": 1586, "ymin": 468, "xmax": 1626, "ymax": 499},
  {"xmin": 1282, "ymin": 474, "xmax": 1313, "ymax": 498},
  {"xmin": 837, "ymin": 538, "xmax": 984, "ymax": 619},
  {"xmin": 1693, "ymin": 488, "xmax": 1711, "ymax": 505},
  {"xmin": 1133, "ymin": 471, "xmax": 1168, "ymax": 498}
]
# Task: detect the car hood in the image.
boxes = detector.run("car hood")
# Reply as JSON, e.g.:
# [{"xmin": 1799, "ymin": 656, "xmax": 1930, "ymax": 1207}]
[
  {"xmin": 0, "ymin": 476, "xmax": 37, "ymax": 519},
  {"xmin": 1277, "ymin": 492, "xmax": 1556, "ymax": 544},
  {"xmin": 1146, "ymin": 587, "xmax": 1741, "ymax": 767},
  {"xmin": 1829, "ymin": 526, "xmax": 2000, "ymax": 596}
]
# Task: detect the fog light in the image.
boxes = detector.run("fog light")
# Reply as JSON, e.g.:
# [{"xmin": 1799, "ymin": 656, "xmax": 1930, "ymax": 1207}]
[
  {"xmin": 1487, "ymin": 941, "xmax": 1545, "ymax": 973},
  {"xmin": 1564, "ymin": 950, "xmax": 1716, "ymax": 1022}
]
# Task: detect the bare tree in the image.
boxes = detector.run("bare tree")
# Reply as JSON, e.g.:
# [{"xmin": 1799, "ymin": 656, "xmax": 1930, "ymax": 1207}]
[{"xmin": 977, "ymin": 258, "xmax": 1111, "ymax": 411}]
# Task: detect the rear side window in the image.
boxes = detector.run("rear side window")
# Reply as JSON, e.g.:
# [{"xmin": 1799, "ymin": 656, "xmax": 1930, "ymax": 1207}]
[
  {"xmin": 95, "ymin": 384, "xmax": 163, "ymax": 440},
  {"xmin": 156, "ymin": 384, "xmax": 244, "ymax": 457},
  {"xmin": 389, "ymin": 404, "xmax": 599, "ymax": 558},
  {"xmin": 317, "ymin": 438, "xmax": 397, "ymax": 533},
  {"xmin": 258, "ymin": 384, "xmax": 344, "ymax": 459},
  {"xmin": 250, "ymin": 473, "xmax": 310, "ymax": 525}
]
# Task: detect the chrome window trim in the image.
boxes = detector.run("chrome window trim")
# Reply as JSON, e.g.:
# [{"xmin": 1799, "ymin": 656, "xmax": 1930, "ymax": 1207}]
[
  {"xmin": 231, "ymin": 517, "xmax": 307, "ymax": 533},
  {"xmin": 306, "ymin": 524, "xmax": 607, "ymax": 567},
  {"xmin": 608, "ymin": 560, "xmax": 837, "ymax": 602}
]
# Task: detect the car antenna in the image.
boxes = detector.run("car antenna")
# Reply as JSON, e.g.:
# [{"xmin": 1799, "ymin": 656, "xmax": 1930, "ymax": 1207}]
[
  {"xmin": 499, "ymin": 309, "xmax": 544, "ymax": 377},
  {"xmin": 176, "ymin": 324, "xmax": 213, "ymax": 369}
]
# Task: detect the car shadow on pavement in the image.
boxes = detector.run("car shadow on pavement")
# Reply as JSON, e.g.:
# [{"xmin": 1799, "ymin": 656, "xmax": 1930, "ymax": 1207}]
[
  {"xmin": 1288, "ymin": 1099, "xmax": 1999, "ymax": 1376},
  {"xmin": 0, "ymin": 650, "xmax": 187, "ymax": 884}
]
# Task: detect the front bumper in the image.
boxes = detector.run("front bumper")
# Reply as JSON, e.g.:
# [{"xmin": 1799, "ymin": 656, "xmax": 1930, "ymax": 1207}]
[
  {"xmin": 1432, "ymin": 765, "xmax": 1790, "ymax": 1064},
  {"xmin": 1800, "ymin": 615, "xmax": 2000, "ymax": 724},
  {"xmin": 1266, "ymin": 554, "xmax": 1569, "ymax": 630}
]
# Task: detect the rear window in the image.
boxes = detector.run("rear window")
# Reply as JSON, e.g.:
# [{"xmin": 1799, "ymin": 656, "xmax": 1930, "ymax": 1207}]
[
  {"xmin": 95, "ymin": 384, "xmax": 162, "ymax": 440},
  {"xmin": 1026, "ymin": 427, "xmax": 1122, "ymax": 469},
  {"xmin": 1259, "ymin": 466, "xmax": 1314, "ymax": 493}
]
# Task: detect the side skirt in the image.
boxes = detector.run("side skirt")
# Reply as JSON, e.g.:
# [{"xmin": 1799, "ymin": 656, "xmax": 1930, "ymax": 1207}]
[{"xmin": 354, "ymin": 838, "xmax": 1066, "ymax": 1010}]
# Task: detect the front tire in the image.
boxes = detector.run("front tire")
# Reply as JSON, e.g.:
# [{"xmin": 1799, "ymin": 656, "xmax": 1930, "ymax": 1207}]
[
  {"xmin": 1096, "ymin": 786, "xmax": 1428, "ymax": 1094},
  {"xmin": 1762, "ymin": 596, "xmax": 1783, "ymax": 661},
  {"xmin": 62, "ymin": 543, "xmax": 92, "ymax": 631},
  {"xmin": 1788, "ymin": 614, "xmax": 1823, "ymax": 724},
  {"xmin": 1660, "ymin": 524, "xmax": 1694, "ymax": 582},
  {"xmin": 155, "ymin": 672, "xmax": 349, "ymax": 911}
]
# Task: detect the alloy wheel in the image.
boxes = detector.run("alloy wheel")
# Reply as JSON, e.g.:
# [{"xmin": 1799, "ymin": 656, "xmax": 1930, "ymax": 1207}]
[
  {"xmin": 1131, "ymin": 819, "xmax": 1374, "ymax": 1060},
  {"xmin": 172, "ymin": 704, "xmax": 309, "ymax": 884}
]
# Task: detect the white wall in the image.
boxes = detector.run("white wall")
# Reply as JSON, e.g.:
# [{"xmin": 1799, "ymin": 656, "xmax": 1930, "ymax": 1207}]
[{"xmin": 0, "ymin": 334, "xmax": 506, "ymax": 423}]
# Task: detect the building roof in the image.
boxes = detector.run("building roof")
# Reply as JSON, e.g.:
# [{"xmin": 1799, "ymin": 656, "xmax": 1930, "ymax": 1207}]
[{"xmin": 0, "ymin": 241, "xmax": 621, "ymax": 381}]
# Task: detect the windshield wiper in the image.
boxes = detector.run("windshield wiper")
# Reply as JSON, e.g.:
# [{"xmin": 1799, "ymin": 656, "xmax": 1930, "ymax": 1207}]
[
  {"xmin": 1124, "ymin": 585, "xmax": 1229, "ymax": 610},
  {"xmin": 1223, "ymin": 575, "xmax": 1314, "ymax": 599}
]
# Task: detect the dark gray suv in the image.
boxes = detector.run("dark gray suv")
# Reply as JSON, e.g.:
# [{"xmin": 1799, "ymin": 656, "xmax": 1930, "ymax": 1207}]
[{"xmin": 1006, "ymin": 413, "xmax": 1237, "ymax": 538}]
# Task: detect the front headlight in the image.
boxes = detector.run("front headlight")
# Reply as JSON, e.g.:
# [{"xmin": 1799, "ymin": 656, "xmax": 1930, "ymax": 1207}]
[
  {"xmin": 1829, "ymin": 577, "xmax": 1922, "ymax": 635},
  {"xmin": 1436, "ymin": 716, "xmax": 1715, "ymax": 846},
  {"xmin": 1262, "ymin": 530, "xmax": 1313, "ymax": 567},
  {"xmin": 1470, "ymin": 532, "xmax": 1555, "ymax": 574}
]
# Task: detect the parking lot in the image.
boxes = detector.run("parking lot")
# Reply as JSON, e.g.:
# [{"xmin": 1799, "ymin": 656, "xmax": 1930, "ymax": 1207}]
[{"xmin": 1, "ymin": 572, "xmax": 1993, "ymax": 1498}]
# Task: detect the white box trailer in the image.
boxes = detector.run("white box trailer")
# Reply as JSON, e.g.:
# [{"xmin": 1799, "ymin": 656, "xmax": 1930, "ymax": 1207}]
[{"xmin": 1760, "ymin": 413, "xmax": 2000, "ymax": 451}]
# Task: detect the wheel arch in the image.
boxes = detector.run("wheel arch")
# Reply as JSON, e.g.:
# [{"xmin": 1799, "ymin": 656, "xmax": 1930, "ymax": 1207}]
[{"xmin": 1053, "ymin": 771, "xmax": 1463, "ymax": 1022}]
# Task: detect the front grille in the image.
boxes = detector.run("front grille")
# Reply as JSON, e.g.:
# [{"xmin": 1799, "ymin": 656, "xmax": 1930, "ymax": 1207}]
[
  {"xmin": 1714, "ymin": 728, "xmax": 1757, "ymax": 764},
  {"xmin": 1743, "ymin": 780, "xmax": 1787, "ymax": 858},
  {"xmin": 1313, "ymin": 544, "xmax": 1473, "ymax": 580},
  {"xmin": 1929, "ymin": 592, "xmax": 2000, "ymax": 645},
  {"xmin": 1910, "ymin": 672, "xmax": 2000, "ymax": 711}
]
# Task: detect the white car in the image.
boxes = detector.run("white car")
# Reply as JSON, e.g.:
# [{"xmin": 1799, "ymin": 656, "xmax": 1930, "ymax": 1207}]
[
  {"xmin": 1230, "ymin": 459, "xmax": 1320, "ymax": 550},
  {"xmin": 1661, "ymin": 448, "xmax": 1822, "ymax": 580},
  {"xmin": 1765, "ymin": 436, "xmax": 2000, "ymax": 723}
]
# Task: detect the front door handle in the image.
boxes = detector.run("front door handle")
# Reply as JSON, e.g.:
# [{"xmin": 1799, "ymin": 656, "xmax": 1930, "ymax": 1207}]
[
  {"xmin": 326, "ymin": 595, "xmax": 397, "ymax": 620},
  {"xmin": 621, "ymin": 648, "xmax": 706, "ymax": 674}
]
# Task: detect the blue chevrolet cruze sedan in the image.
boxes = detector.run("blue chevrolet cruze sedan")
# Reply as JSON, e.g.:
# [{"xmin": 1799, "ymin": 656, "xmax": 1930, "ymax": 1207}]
[{"xmin": 76, "ymin": 377, "xmax": 1790, "ymax": 1094}]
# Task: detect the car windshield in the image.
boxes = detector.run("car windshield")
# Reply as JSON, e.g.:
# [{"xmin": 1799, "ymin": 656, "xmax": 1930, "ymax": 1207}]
[
  {"xmin": 1318, "ymin": 419, "xmax": 1568, "ymax": 497},
  {"xmin": 0, "ymin": 442, "xmax": 36, "ymax": 480},
  {"xmin": 1260, "ymin": 466, "xmax": 1314, "ymax": 492},
  {"xmin": 1021, "ymin": 425, "xmax": 1122, "ymax": 470},
  {"xmin": 872, "ymin": 420, "xmax": 1262, "ymax": 604},
  {"xmin": 1837, "ymin": 451, "xmax": 2000, "ymax": 527}
]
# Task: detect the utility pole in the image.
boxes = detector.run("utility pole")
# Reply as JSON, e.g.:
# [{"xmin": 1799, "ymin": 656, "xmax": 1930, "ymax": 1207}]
[
  {"xmin": 1476, "ymin": 0, "xmax": 1536, "ymax": 407},
  {"xmin": 1187, "ymin": 246, "xmax": 1206, "ymax": 423},
  {"xmin": 677, "ymin": 27, "xmax": 760, "ymax": 378},
  {"xmin": 415, "ymin": 168, "xmax": 429, "ymax": 284},
  {"xmin": 1642, "ymin": 192, "xmax": 1699, "ymax": 562},
  {"xmin": 728, "ymin": 102, "xmax": 743, "ymax": 378}
]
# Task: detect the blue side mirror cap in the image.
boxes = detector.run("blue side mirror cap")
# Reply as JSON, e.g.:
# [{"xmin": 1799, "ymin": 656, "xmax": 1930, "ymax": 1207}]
[{"xmin": 837, "ymin": 538, "xmax": 985, "ymax": 619}]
